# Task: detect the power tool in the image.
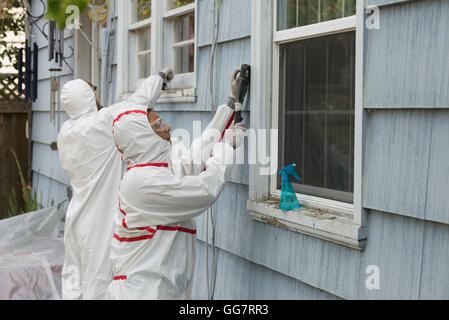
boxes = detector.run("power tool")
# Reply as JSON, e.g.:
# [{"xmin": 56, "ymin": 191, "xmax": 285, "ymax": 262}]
[{"xmin": 234, "ymin": 64, "xmax": 251, "ymax": 123}]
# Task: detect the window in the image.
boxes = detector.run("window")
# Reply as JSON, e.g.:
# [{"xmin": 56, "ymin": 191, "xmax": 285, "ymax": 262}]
[
  {"xmin": 278, "ymin": 32, "xmax": 355, "ymax": 203},
  {"xmin": 130, "ymin": 0, "xmax": 152, "ymax": 82},
  {"xmin": 247, "ymin": 0, "xmax": 366, "ymax": 250},
  {"xmin": 172, "ymin": 12, "xmax": 195, "ymax": 74},
  {"xmin": 277, "ymin": 0, "xmax": 356, "ymax": 30},
  {"xmin": 163, "ymin": 0, "xmax": 196, "ymax": 88},
  {"xmin": 276, "ymin": 0, "xmax": 356, "ymax": 204},
  {"xmin": 118, "ymin": 0, "xmax": 196, "ymax": 97}
]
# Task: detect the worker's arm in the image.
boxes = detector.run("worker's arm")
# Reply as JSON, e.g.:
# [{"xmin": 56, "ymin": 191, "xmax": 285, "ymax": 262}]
[
  {"xmin": 120, "ymin": 142, "xmax": 236, "ymax": 227},
  {"xmin": 171, "ymin": 68, "xmax": 243, "ymax": 177},
  {"xmin": 125, "ymin": 75, "xmax": 163, "ymax": 109},
  {"xmin": 102, "ymin": 69, "xmax": 173, "ymax": 126},
  {"xmin": 171, "ymin": 103, "xmax": 235, "ymax": 177}
]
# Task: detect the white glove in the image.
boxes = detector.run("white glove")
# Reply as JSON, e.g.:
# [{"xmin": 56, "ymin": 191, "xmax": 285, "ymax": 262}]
[{"xmin": 223, "ymin": 122, "xmax": 246, "ymax": 149}]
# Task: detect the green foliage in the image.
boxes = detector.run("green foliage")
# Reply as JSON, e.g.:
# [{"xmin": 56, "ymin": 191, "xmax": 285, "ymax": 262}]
[
  {"xmin": 7, "ymin": 148, "xmax": 38, "ymax": 218},
  {"xmin": 171, "ymin": 0, "xmax": 195, "ymax": 10},
  {"xmin": 0, "ymin": 0, "xmax": 26, "ymax": 72},
  {"xmin": 137, "ymin": 0, "xmax": 151, "ymax": 21},
  {"xmin": 46, "ymin": 0, "xmax": 90, "ymax": 30},
  {"xmin": 7, "ymin": 189, "xmax": 19, "ymax": 218}
]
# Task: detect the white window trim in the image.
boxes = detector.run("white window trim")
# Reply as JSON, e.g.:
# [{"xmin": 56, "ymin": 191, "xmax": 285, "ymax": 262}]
[
  {"xmin": 248, "ymin": 0, "xmax": 367, "ymax": 250},
  {"xmin": 116, "ymin": 0, "xmax": 197, "ymax": 103},
  {"xmin": 163, "ymin": 1, "xmax": 196, "ymax": 93}
]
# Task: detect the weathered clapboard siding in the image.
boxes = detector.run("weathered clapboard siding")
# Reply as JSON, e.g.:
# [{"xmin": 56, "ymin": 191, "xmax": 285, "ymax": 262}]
[
  {"xmin": 197, "ymin": 0, "xmax": 251, "ymax": 47},
  {"xmin": 32, "ymin": 171, "xmax": 69, "ymax": 209},
  {"xmin": 367, "ymin": 0, "xmax": 414, "ymax": 6},
  {"xmin": 32, "ymin": 111, "xmax": 69, "ymax": 145},
  {"xmin": 425, "ymin": 111, "xmax": 449, "ymax": 224},
  {"xmin": 363, "ymin": 109, "xmax": 431, "ymax": 220},
  {"xmin": 364, "ymin": 0, "xmax": 449, "ymax": 109},
  {"xmin": 196, "ymin": 38, "xmax": 251, "ymax": 111},
  {"xmin": 192, "ymin": 241, "xmax": 341, "ymax": 300},
  {"xmin": 419, "ymin": 220, "xmax": 449, "ymax": 299},
  {"xmin": 32, "ymin": 141, "xmax": 69, "ymax": 186},
  {"xmin": 364, "ymin": 109, "xmax": 449, "ymax": 225},
  {"xmin": 194, "ymin": 182, "xmax": 440, "ymax": 299},
  {"xmin": 32, "ymin": 74, "xmax": 73, "ymax": 111}
]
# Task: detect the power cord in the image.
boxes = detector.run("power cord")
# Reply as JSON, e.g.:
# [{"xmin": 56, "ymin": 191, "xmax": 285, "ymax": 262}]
[{"xmin": 206, "ymin": 0, "xmax": 220, "ymax": 301}]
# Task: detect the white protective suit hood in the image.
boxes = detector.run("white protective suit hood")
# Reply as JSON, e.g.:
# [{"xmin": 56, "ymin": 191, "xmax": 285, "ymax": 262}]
[
  {"xmin": 112, "ymin": 76, "xmax": 170, "ymax": 167},
  {"xmin": 61, "ymin": 79, "xmax": 98, "ymax": 120},
  {"xmin": 113, "ymin": 107, "xmax": 171, "ymax": 167}
]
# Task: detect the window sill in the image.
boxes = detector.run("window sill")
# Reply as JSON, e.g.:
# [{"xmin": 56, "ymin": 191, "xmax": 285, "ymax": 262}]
[
  {"xmin": 157, "ymin": 88, "xmax": 196, "ymax": 104},
  {"xmin": 117, "ymin": 88, "xmax": 196, "ymax": 104},
  {"xmin": 247, "ymin": 198, "xmax": 367, "ymax": 250}
]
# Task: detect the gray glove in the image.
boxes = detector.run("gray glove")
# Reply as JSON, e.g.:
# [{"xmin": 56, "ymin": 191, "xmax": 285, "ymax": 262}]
[
  {"xmin": 223, "ymin": 122, "xmax": 247, "ymax": 149},
  {"xmin": 230, "ymin": 68, "xmax": 241, "ymax": 99},
  {"xmin": 159, "ymin": 67, "xmax": 175, "ymax": 89},
  {"xmin": 227, "ymin": 68, "xmax": 241, "ymax": 109}
]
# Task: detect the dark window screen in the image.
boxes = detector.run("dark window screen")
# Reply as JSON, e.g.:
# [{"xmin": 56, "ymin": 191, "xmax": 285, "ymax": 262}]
[{"xmin": 278, "ymin": 31, "xmax": 355, "ymax": 203}]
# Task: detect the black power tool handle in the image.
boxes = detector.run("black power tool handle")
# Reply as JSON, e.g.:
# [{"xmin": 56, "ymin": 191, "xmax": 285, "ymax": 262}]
[{"xmin": 234, "ymin": 64, "xmax": 250, "ymax": 124}]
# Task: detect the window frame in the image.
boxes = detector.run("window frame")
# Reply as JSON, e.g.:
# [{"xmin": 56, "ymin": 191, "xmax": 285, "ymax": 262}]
[
  {"xmin": 272, "ymin": 12, "xmax": 357, "ymax": 213},
  {"xmin": 116, "ymin": 0, "xmax": 197, "ymax": 102},
  {"xmin": 247, "ymin": 0, "xmax": 366, "ymax": 250},
  {"xmin": 163, "ymin": 2, "xmax": 197, "ymax": 89},
  {"xmin": 129, "ymin": 16, "xmax": 152, "ymax": 85}
]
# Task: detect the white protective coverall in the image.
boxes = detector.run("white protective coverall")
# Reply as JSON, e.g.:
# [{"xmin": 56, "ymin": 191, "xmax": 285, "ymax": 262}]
[
  {"xmin": 106, "ymin": 89, "xmax": 237, "ymax": 299},
  {"xmin": 58, "ymin": 76, "xmax": 164, "ymax": 300}
]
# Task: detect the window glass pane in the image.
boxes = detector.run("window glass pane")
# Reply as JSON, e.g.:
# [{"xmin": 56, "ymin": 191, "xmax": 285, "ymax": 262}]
[
  {"xmin": 279, "ymin": 31, "xmax": 355, "ymax": 202},
  {"xmin": 174, "ymin": 43, "xmax": 194, "ymax": 73},
  {"xmin": 138, "ymin": 53, "xmax": 151, "ymax": 79},
  {"xmin": 137, "ymin": 27, "xmax": 151, "ymax": 52},
  {"xmin": 170, "ymin": 0, "xmax": 195, "ymax": 10},
  {"xmin": 137, "ymin": 0, "xmax": 151, "ymax": 21},
  {"xmin": 136, "ymin": 27, "xmax": 151, "ymax": 79},
  {"xmin": 277, "ymin": 0, "xmax": 356, "ymax": 31},
  {"xmin": 174, "ymin": 12, "xmax": 195, "ymax": 43}
]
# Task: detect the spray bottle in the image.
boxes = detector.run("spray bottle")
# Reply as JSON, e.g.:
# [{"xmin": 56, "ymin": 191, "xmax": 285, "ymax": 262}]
[{"xmin": 278, "ymin": 164, "xmax": 301, "ymax": 211}]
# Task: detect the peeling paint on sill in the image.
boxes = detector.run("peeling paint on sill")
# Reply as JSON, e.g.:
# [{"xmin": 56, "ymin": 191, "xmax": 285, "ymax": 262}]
[
  {"xmin": 247, "ymin": 199, "xmax": 366, "ymax": 250},
  {"xmin": 264, "ymin": 198, "xmax": 339, "ymax": 221}
]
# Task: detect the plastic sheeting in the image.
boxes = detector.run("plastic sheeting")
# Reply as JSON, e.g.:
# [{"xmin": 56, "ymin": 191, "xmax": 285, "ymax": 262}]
[{"xmin": 0, "ymin": 207, "xmax": 65, "ymax": 300}]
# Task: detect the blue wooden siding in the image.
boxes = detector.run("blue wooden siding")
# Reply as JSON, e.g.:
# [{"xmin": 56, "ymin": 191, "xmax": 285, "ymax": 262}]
[
  {"xmin": 363, "ymin": 109, "xmax": 432, "ymax": 220},
  {"xmin": 367, "ymin": 0, "xmax": 413, "ymax": 6},
  {"xmin": 197, "ymin": 0, "xmax": 251, "ymax": 47},
  {"xmin": 192, "ymin": 241, "xmax": 341, "ymax": 300},
  {"xmin": 425, "ymin": 111, "xmax": 449, "ymax": 224},
  {"xmin": 364, "ymin": 0, "xmax": 449, "ymax": 108}
]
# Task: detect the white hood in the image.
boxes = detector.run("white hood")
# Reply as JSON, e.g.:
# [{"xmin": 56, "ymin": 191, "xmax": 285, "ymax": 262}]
[
  {"xmin": 111, "ymin": 75, "xmax": 170, "ymax": 167},
  {"xmin": 113, "ymin": 107, "xmax": 171, "ymax": 167},
  {"xmin": 61, "ymin": 79, "xmax": 97, "ymax": 120}
]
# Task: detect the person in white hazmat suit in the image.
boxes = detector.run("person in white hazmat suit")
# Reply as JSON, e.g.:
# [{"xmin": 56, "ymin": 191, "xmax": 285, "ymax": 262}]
[
  {"xmin": 57, "ymin": 69, "xmax": 173, "ymax": 300},
  {"xmin": 106, "ymin": 69, "xmax": 247, "ymax": 300}
]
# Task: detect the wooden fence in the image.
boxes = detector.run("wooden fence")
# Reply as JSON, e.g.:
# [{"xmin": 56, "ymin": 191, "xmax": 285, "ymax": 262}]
[{"xmin": 0, "ymin": 74, "xmax": 31, "ymax": 219}]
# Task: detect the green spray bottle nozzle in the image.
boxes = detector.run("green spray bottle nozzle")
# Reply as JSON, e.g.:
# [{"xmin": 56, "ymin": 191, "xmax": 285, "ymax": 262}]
[
  {"xmin": 278, "ymin": 164, "xmax": 301, "ymax": 211},
  {"xmin": 278, "ymin": 164, "xmax": 301, "ymax": 183}
]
